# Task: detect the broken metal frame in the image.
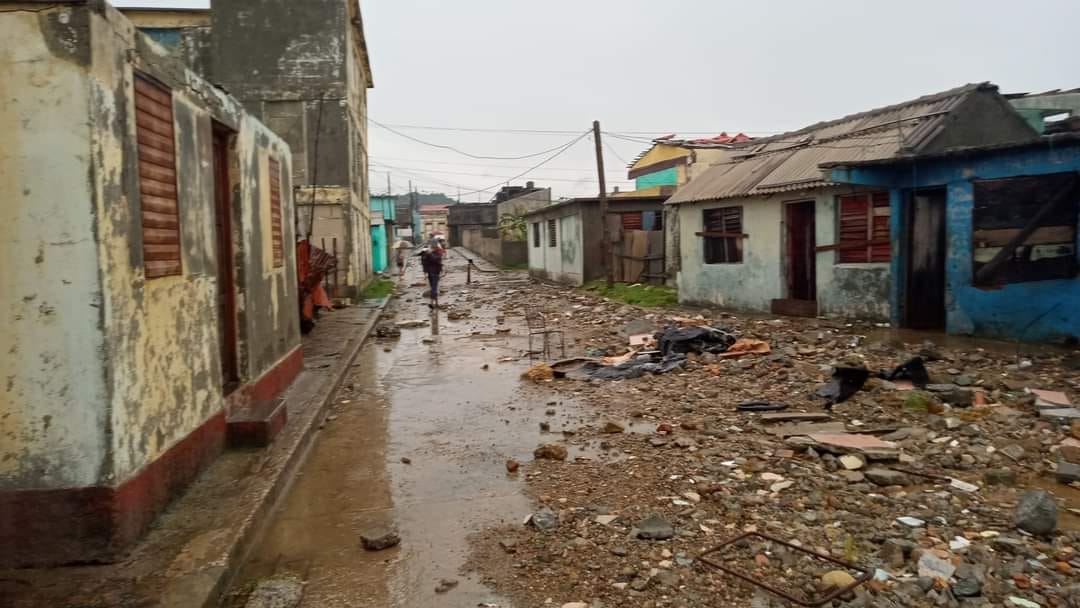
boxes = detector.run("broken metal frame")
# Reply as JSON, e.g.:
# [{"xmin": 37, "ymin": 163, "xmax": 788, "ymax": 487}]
[
  {"xmin": 698, "ymin": 531, "xmax": 871, "ymax": 607},
  {"xmin": 525, "ymin": 306, "xmax": 566, "ymax": 361}
]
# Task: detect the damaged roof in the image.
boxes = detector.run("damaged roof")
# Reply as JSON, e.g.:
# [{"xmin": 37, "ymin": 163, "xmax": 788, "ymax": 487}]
[{"xmin": 668, "ymin": 83, "xmax": 1030, "ymax": 205}]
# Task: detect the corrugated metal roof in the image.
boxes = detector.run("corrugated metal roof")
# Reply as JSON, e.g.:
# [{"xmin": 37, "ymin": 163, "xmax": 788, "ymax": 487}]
[{"xmin": 668, "ymin": 83, "xmax": 991, "ymax": 205}]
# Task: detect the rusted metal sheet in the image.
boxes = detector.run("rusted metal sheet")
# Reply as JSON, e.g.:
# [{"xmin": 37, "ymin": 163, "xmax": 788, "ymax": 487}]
[
  {"xmin": 668, "ymin": 84, "xmax": 986, "ymax": 205},
  {"xmin": 134, "ymin": 73, "xmax": 181, "ymax": 279},
  {"xmin": 269, "ymin": 158, "xmax": 283, "ymax": 268}
]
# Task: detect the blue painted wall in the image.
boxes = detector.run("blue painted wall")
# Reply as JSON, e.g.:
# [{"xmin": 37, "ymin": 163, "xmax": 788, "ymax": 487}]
[
  {"xmin": 370, "ymin": 225, "xmax": 387, "ymax": 273},
  {"xmin": 636, "ymin": 167, "xmax": 678, "ymax": 190},
  {"xmin": 831, "ymin": 142, "xmax": 1080, "ymax": 343}
]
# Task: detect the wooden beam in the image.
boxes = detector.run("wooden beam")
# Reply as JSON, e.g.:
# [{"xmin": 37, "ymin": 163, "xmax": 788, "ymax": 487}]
[
  {"xmin": 695, "ymin": 231, "xmax": 749, "ymax": 239},
  {"xmin": 815, "ymin": 239, "xmax": 890, "ymax": 252},
  {"xmin": 974, "ymin": 175, "xmax": 1079, "ymax": 284}
]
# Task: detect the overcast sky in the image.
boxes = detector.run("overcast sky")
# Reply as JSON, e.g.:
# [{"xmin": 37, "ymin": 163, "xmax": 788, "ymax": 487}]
[{"xmin": 116, "ymin": 0, "xmax": 1080, "ymax": 200}]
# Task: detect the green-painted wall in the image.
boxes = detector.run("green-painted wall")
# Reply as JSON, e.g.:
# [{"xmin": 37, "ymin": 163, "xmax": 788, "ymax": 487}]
[{"xmin": 636, "ymin": 167, "xmax": 678, "ymax": 189}]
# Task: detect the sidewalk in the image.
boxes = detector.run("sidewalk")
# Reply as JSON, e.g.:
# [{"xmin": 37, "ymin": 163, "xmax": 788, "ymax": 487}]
[{"xmin": 0, "ymin": 297, "xmax": 390, "ymax": 608}]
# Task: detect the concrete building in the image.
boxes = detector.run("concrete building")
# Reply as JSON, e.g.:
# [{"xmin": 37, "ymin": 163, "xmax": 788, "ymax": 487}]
[
  {"xmin": 827, "ymin": 134, "xmax": 1080, "ymax": 343},
  {"xmin": 448, "ymin": 183, "xmax": 552, "ymax": 266},
  {"xmin": 668, "ymin": 83, "xmax": 1037, "ymax": 321},
  {"xmin": 117, "ymin": 0, "xmax": 376, "ymax": 301},
  {"xmin": 525, "ymin": 194, "xmax": 668, "ymax": 286},
  {"xmin": 626, "ymin": 134, "xmax": 752, "ymax": 284},
  {"xmin": 1, "ymin": 2, "xmax": 301, "ymax": 566},
  {"xmin": 419, "ymin": 203, "xmax": 450, "ymax": 241},
  {"xmin": 370, "ymin": 194, "xmax": 397, "ymax": 273}
]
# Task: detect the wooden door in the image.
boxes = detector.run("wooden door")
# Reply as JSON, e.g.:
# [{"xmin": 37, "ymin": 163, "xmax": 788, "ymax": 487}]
[
  {"xmin": 905, "ymin": 189, "xmax": 947, "ymax": 329},
  {"xmin": 213, "ymin": 125, "xmax": 240, "ymax": 391},
  {"xmin": 785, "ymin": 201, "xmax": 817, "ymax": 301}
]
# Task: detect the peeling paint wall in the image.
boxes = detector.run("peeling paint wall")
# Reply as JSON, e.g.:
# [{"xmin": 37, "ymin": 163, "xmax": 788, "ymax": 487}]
[
  {"xmin": 0, "ymin": 7, "xmax": 109, "ymax": 490},
  {"xmin": 209, "ymin": 0, "xmax": 374, "ymax": 299},
  {"xmin": 832, "ymin": 142, "xmax": 1080, "ymax": 343},
  {"xmin": 676, "ymin": 188, "xmax": 891, "ymax": 319},
  {"xmin": 1, "ymin": 3, "xmax": 300, "ymax": 491},
  {"xmin": 527, "ymin": 208, "xmax": 584, "ymax": 285}
]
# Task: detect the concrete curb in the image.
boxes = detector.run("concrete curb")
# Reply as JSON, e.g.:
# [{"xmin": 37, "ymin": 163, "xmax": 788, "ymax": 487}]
[{"xmin": 178, "ymin": 295, "xmax": 393, "ymax": 608}]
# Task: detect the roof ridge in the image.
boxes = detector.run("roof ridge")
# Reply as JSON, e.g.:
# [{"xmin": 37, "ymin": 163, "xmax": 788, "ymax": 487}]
[{"xmin": 740, "ymin": 82, "xmax": 992, "ymax": 146}]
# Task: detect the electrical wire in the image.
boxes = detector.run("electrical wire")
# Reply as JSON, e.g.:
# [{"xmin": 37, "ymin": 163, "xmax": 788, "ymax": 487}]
[
  {"xmin": 458, "ymin": 131, "xmax": 591, "ymax": 196},
  {"xmin": 371, "ymin": 119, "xmax": 590, "ymax": 161},
  {"xmin": 375, "ymin": 122, "xmax": 785, "ymax": 136},
  {"xmin": 369, "ymin": 161, "xmax": 631, "ymax": 184},
  {"xmin": 369, "ymin": 154, "xmax": 628, "ymax": 174}
]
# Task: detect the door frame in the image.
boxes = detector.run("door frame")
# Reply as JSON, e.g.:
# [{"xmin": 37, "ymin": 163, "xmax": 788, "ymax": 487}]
[
  {"xmin": 902, "ymin": 187, "xmax": 948, "ymax": 330},
  {"xmin": 771, "ymin": 199, "xmax": 818, "ymax": 317},
  {"xmin": 212, "ymin": 122, "xmax": 240, "ymax": 392}
]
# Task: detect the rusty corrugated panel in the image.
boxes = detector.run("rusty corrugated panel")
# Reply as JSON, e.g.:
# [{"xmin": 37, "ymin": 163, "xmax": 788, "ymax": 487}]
[
  {"xmin": 668, "ymin": 84, "xmax": 990, "ymax": 205},
  {"xmin": 269, "ymin": 158, "xmax": 283, "ymax": 268},
  {"xmin": 135, "ymin": 74, "xmax": 181, "ymax": 279}
]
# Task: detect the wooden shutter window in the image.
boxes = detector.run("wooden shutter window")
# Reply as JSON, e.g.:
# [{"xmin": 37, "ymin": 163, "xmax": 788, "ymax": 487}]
[
  {"xmin": 702, "ymin": 206, "xmax": 743, "ymax": 264},
  {"xmin": 135, "ymin": 73, "xmax": 181, "ymax": 279},
  {"xmin": 268, "ymin": 158, "xmax": 284, "ymax": 268},
  {"xmin": 547, "ymin": 218, "xmax": 557, "ymax": 246},
  {"xmin": 621, "ymin": 211, "xmax": 643, "ymax": 231},
  {"xmin": 837, "ymin": 192, "xmax": 890, "ymax": 263}
]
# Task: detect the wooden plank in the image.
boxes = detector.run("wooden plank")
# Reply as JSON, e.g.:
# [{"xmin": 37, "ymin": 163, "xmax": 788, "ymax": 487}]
[
  {"xmin": 975, "ymin": 178, "xmax": 1078, "ymax": 284},
  {"xmin": 139, "ymin": 160, "xmax": 176, "ymax": 184},
  {"xmin": 143, "ymin": 209, "xmax": 179, "ymax": 229},
  {"xmin": 138, "ymin": 144, "xmax": 176, "ymax": 169},
  {"xmin": 140, "ymin": 179, "xmax": 177, "ymax": 199},
  {"xmin": 136, "ymin": 108, "xmax": 175, "ymax": 139},
  {"xmin": 695, "ymin": 231, "xmax": 748, "ymax": 238},
  {"xmin": 145, "ymin": 260, "xmax": 181, "ymax": 278},
  {"xmin": 144, "ymin": 243, "xmax": 181, "ymax": 259},
  {"xmin": 134, "ymin": 76, "xmax": 172, "ymax": 105},
  {"xmin": 629, "ymin": 230, "xmax": 647, "ymax": 282},
  {"xmin": 134, "ymin": 90, "xmax": 173, "ymax": 123},
  {"xmin": 137, "ymin": 129, "xmax": 176, "ymax": 155},
  {"xmin": 973, "ymin": 226, "xmax": 1074, "ymax": 247},
  {"xmin": 816, "ymin": 238, "xmax": 890, "ymax": 253}
]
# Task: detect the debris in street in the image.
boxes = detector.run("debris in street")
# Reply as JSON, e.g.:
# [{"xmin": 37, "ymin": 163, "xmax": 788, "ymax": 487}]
[
  {"xmin": 656, "ymin": 325, "xmax": 736, "ymax": 357},
  {"xmin": 395, "ymin": 319, "xmax": 429, "ymax": 328},
  {"xmin": 526, "ymin": 507, "xmax": 559, "ymax": 530},
  {"xmin": 505, "ymin": 459, "xmax": 520, "ymax": 473},
  {"xmin": 714, "ymin": 338, "xmax": 770, "ymax": 358},
  {"xmin": 521, "ymin": 363, "xmax": 554, "ymax": 382},
  {"xmin": 814, "ymin": 366, "xmax": 870, "ymax": 405},
  {"xmin": 374, "ymin": 323, "xmax": 402, "ymax": 338},
  {"xmin": 245, "ymin": 575, "xmax": 304, "ymax": 608},
  {"xmin": 880, "ymin": 356, "xmax": 930, "ymax": 388},
  {"xmin": 400, "ymin": 457, "xmax": 411, "ymax": 464},
  {"xmin": 360, "ymin": 528, "xmax": 401, "ymax": 551},
  {"xmin": 1014, "ymin": 489, "xmax": 1058, "ymax": 535},
  {"xmin": 434, "ymin": 578, "xmax": 459, "ymax": 594},
  {"xmin": 533, "ymin": 444, "xmax": 567, "ymax": 460},
  {"xmin": 736, "ymin": 400, "xmax": 787, "ymax": 412},
  {"xmin": 635, "ymin": 513, "xmax": 675, "ymax": 540}
]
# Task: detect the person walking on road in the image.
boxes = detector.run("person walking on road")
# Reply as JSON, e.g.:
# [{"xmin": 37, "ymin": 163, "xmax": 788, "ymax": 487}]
[{"xmin": 419, "ymin": 234, "xmax": 446, "ymax": 309}]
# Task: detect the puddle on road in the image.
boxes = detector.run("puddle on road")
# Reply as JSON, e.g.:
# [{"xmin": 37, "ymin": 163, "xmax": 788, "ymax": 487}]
[{"xmin": 231, "ymin": 270, "xmax": 582, "ymax": 607}]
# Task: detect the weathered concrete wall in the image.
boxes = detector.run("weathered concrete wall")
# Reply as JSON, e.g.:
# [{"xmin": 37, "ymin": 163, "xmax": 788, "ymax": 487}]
[
  {"xmin": 0, "ymin": 6, "xmax": 109, "ymax": 491},
  {"xmin": 677, "ymin": 188, "xmax": 891, "ymax": 319},
  {"xmin": 1, "ymin": 3, "xmax": 300, "ymax": 492},
  {"xmin": 677, "ymin": 196, "xmax": 783, "ymax": 310},
  {"xmin": 832, "ymin": 142, "xmax": 1080, "ymax": 342},
  {"xmin": 497, "ymin": 188, "xmax": 552, "ymax": 216},
  {"xmin": 814, "ymin": 193, "xmax": 891, "ymax": 320},
  {"xmin": 92, "ymin": 6, "xmax": 300, "ymax": 481},
  {"xmin": 528, "ymin": 208, "xmax": 584, "ymax": 285}
]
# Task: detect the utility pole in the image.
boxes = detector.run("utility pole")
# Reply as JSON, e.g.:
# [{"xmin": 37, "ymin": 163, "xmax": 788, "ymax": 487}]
[
  {"xmin": 593, "ymin": 120, "xmax": 613, "ymax": 286},
  {"xmin": 409, "ymin": 179, "xmax": 417, "ymax": 244},
  {"xmin": 386, "ymin": 172, "xmax": 391, "ymax": 197}
]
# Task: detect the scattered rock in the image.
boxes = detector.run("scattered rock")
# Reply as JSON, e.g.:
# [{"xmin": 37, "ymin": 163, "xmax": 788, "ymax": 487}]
[
  {"xmin": 522, "ymin": 363, "xmax": 554, "ymax": 382},
  {"xmin": 434, "ymin": 578, "xmax": 458, "ymax": 594},
  {"xmin": 918, "ymin": 552, "xmax": 957, "ymax": 580},
  {"xmin": 864, "ymin": 468, "xmax": 911, "ymax": 486},
  {"xmin": 528, "ymin": 507, "xmax": 559, "ymax": 530},
  {"xmin": 601, "ymin": 421, "xmax": 625, "ymax": 434},
  {"xmin": 245, "ymin": 576, "xmax": 304, "ymax": 608},
  {"xmin": 534, "ymin": 444, "xmax": 568, "ymax": 461},
  {"xmin": 821, "ymin": 570, "xmax": 856, "ymax": 589},
  {"xmin": 505, "ymin": 459, "xmax": 520, "ymax": 473},
  {"xmin": 499, "ymin": 538, "xmax": 517, "ymax": 553},
  {"xmin": 400, "ymin": 457, "xmax": 411, "ymax": 464},
  {"xmin": 636, "ymin": 513, "xmax": 675, "ymax": 540},
  {"xmin": 983, "ymin": 468, "xmax": 1017, "ymax": 486},
  {"xmin": 839, "ymin": 454, "xmax": 865, "ymax": 470},
  {"xmin": 360, "ymin": 528, "xmax": 400, "ymax": 551},
  {"xmin": 1015, "ymin": 489, "xmax": 1058, "ymax": 535}
]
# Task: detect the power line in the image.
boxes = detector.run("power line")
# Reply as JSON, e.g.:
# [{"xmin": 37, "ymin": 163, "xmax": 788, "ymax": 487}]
[
  {"xmin": 369, "ymin": 161, "xmax": 631, "ymax": 184},
  {"xmin": 369, "ymin": 154, "xmax": 628, "ymax": 174},
  {"xmin": 459, "ymin": 131, "xmax": 591, "ymax": 196},
  {"xmin": 603, "ymin": 140, "xmax": 630, "ymax": 165},
  {"xmin": 375, "ymin": 121, "xmax": 785, "ymax": 136},
  {"xmin": 371, "ymin": 119, "xmax": 589, "ymax": 160}
]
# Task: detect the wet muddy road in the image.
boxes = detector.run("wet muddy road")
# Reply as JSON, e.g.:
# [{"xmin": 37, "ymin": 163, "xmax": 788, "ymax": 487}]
[{"xmin": 229, "ymin": 259, "xmax": 576, "ymax": 607}]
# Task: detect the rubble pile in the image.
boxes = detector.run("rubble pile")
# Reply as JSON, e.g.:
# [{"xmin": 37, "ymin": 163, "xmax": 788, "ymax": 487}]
[{"xmin": 464, "ymin": 280, "xmax": 1080, "ymax": 608}]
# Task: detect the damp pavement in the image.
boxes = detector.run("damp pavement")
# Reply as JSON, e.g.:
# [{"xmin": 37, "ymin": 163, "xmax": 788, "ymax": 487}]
[{"xmin": 228, "ymin": 258, "xmax": 571, "ymax": 607}]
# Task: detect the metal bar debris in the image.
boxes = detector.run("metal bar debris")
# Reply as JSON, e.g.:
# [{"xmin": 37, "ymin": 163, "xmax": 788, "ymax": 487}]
[{"xmin": 698, "ymin": 531, "xmax": 871, "ymax": 607}]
